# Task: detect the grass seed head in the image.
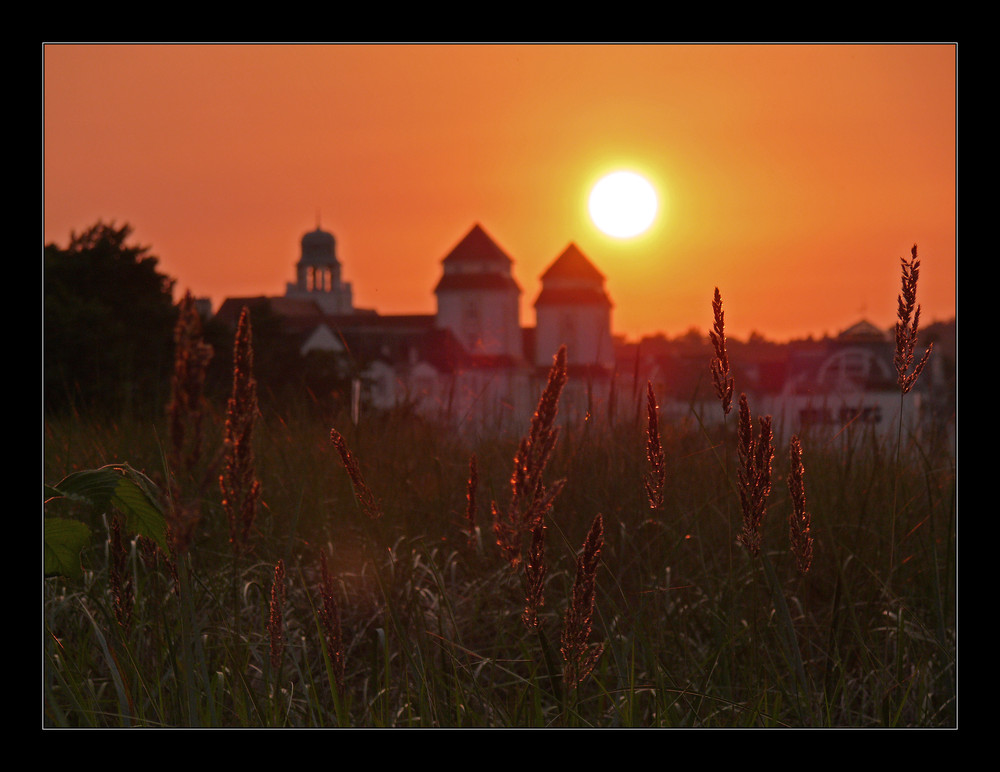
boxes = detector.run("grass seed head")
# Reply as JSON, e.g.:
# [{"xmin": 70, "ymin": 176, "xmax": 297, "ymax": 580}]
[
  {"xmin": 167, "ymin": 291, "xmax": 214, "ymax": 486},
  {"xmin": 330, "ymin": 428, "xmax": 383, "ymax": 521},
  {"xmin": 644, "ymin": 381, "xmax": 666, "ymax": 510},
  {"xmin": 492, "ymin": 501, "xmax": 522, "ymax": 568},
  {"xmin": 493, "ymin": 346, "xmax": 568, "ymax": 566},
  {"xmin": 522, "ymin": 523, "xmax": 547, "ymax": 629},
  {"xmin": 787, "ymin": 435, "xmax": 814, "ymax": 575},
  {"xmin": 220, "ymin": 306, "xmax": 261, "ymax": 555},
  {"xmin": 561, "ymin": 512, "xmax": 605, "ymax": 690},
  {"xmin": 268, "ymin": 559, "xmax": 286, "ymax": 672},
  {"xmin": 710, "ymin": 287, "xmax": 735, "ymax": 416},
  {"xmin": 894, "ymin": 244, "xmax": 934, "ymax": 394},
  {"xmin": 736, "ymin": 394, "xmax": 774, "ymax": 557}
]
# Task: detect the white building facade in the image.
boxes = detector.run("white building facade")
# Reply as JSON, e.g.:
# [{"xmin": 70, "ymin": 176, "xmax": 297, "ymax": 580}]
[
  {"xmin": 533, "ymin": 243, "xmax": 615, "ymax": 370},
  {"xmin": 433, "ymin": 224, "xmax": 524, "ymax": 360}
]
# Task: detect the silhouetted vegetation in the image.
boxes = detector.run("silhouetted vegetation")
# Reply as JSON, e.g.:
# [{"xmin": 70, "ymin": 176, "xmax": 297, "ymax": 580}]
[{"xmin": 44, "ymin": 222, "xmax": 178, "ymax": 416}]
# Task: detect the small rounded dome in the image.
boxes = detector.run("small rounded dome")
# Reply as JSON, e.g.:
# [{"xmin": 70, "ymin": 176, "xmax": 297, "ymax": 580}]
[
  {"xmin": 302, "ymin": 227, "xmax": 335, "ymax": 249},
  {"xmin": 300, "ymin": 227, "xmax": 338, "ymax": 266}
]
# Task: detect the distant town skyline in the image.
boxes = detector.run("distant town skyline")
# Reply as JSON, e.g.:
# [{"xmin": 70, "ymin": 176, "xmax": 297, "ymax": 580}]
[{"xmin": 44, "ymin": 44, "xmax": 956, "ymax": 342}]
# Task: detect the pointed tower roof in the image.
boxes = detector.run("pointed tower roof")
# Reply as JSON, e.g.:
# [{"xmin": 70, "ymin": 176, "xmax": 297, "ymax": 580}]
[
  {"xmin": 434, "ymin": 223, "xmax": 520, "ymax": 294},
  {"xmin": 540, "ymin": 243, "xmax": 605, "ymax": 282},
  {"xmin": 534, "ymin": 243, "xmax": 612, "ymax": 308},
  {"xmin": 441, "ymin": 223, "xmax": 513, "ymax": 266}
]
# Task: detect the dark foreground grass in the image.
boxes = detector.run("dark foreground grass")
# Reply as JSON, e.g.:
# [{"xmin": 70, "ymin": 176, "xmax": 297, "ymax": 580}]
[{"xmin": 43, "ymin": 389, "xmax": 955, "ymax": 728}]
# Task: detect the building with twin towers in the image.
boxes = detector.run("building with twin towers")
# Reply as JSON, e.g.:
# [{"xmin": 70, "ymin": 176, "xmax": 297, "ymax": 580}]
[
  {"xmin": 217, "ymin": 222, "xmax": 622, "ymax": 432},
  {"xmin": 215, "ymin": 221, "xmax": 947, "ymax": 442}
]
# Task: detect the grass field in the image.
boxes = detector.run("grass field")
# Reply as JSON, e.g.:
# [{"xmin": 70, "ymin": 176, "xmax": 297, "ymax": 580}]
[{"xmin": 42, "ymin": 368, "xmax": 955, "ymax": 727}]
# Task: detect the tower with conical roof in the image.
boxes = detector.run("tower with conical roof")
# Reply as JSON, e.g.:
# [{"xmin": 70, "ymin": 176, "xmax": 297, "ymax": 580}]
[
  {"xmin": 434, "ymin": 224, "xmax": 523, "ymax": 359},
  {"xmin": 286, "ymin": 225, "xmax": 354, "ymax": 314},
  {"xmin": 534, "ymin": 243, "xmax": 614, "ymax": 369}
]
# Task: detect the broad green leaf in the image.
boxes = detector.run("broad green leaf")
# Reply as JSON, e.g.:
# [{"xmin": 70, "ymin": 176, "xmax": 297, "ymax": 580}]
[
  {"xmin": 44, "ymin": 517, "xmax": 91, "ymax": 579},
  {"xmin": 111, "ymin": 473, "xmax": 167, "ymax": 550},
  {"xmin": 48, "ymin": 463, "xmax": 168, "ymax": 551},
  {"xmin": 51, "ymin": 466, "xmax": 122, "ymax": 508}
]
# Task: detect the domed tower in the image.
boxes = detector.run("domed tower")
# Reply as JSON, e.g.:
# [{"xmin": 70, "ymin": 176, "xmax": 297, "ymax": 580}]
[
  {"xmin": 286, "ymin": 226, "xmax": 354, "ymax": 314},
  {"xmin": 534, "ymin": 243, "xmax": 614, "ymax": 369},
  {"xmin": 434, "ymin": 223, "xmax": 523, "ymax": 359}
]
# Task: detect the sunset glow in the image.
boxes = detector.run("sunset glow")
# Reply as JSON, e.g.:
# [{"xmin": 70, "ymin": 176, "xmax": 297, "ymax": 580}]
[
  {"xmin": 43, "ymin": 44, "xmax": 956, "ymax": 342},
  {"xmin": 588, "ymin": 171, "xmax": 659, "ymax": 239}
]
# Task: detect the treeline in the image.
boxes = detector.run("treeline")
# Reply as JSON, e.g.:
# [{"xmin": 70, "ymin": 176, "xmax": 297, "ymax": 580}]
[
  {"xmin": 44, "ymin": 221, "xmax": 355, "ymax": 418},
  {"xmin": 45, "ymin": 222, "xmax": 179, "ymax": 416}
]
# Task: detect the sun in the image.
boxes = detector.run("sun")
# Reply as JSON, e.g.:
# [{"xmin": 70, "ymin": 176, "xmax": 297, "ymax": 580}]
[{"xmin": 588, "ymin": 171, "xmax": 659, "ymax": 239}]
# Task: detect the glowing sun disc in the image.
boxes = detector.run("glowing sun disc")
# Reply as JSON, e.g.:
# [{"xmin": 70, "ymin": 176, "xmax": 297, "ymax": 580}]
[{"xmin": 588, "ymin": 171, "xmax": 658, "ymax": 238}]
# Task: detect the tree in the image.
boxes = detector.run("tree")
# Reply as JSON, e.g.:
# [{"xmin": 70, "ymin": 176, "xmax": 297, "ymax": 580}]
[{"xmin": 45, "ymin": 221, "xmax": 178, "ymax": 415}]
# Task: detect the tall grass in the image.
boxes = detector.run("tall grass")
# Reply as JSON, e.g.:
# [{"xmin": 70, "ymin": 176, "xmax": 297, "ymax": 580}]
[
  {"xmin": 43, "ymin": 291, "xmax": 955, "ymax": 728},
  {"xmin": 43, "ymin": 401, "xmax": 954, "ymax": 726}
]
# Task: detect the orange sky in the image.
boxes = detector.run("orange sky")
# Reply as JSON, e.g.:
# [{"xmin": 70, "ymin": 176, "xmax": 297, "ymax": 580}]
[{"xmin": 43, "ymin": 44, "xmax": 956, "ymax": 342}]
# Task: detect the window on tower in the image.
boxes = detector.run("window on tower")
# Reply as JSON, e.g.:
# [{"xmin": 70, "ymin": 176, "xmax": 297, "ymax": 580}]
[{"xmin": 463, "ymin": 301, "xmax": 482, "ymax": 350}]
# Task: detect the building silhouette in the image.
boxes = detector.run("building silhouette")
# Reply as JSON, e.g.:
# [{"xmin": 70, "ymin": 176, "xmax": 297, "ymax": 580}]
[
  {"xmin": 434, "ymin": 224, "xmax": 524, "ymax": 360},
  {"xmin": 215, "ymin": 222, "xmax": 619, "ymax": 433},
  {"xmin": 534, "ymin": 243, "xmax": 615, "ymax": 370},
  {"xmin": 285, "ymin": 225, "xmax": 354, "ymax": 314},
  {"xmin": 213, "ymin": 222, "xmax": 948, "ymax": 442}
]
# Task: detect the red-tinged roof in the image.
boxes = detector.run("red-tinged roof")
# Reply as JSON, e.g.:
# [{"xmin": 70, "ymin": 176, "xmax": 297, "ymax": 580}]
[
  {"xmin": 322, "ymin": 314, "xmax": 436, "ymax": 333},
  {"xmin": 540, "ymin": 243, "xmax": 605, "ymax": 282},
  {"xmin": 434, "ymin": 273, "xmax": 521, "ymax": 294},
  {"xmin": 214, "ymin": 296, "xmax": 274, "ymax": 327},
  {"xmin": 268, "ymin": 297, "xmax": 328, "ymax": 318},
  {"xmin": 442, "ymin": 223, "xmax": 513, "ymax": 265}
]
